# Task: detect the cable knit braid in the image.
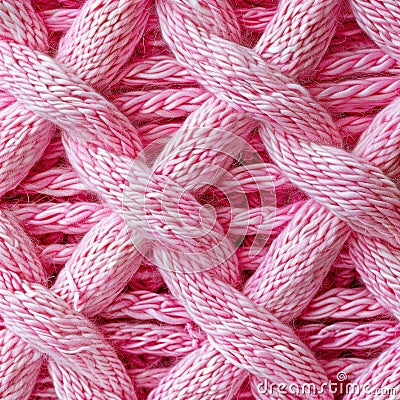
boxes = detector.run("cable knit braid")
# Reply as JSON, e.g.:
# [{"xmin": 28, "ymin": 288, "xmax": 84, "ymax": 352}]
[
  {"xmin": 0, "ymin": 26, "xmax": 331, "ymax": 400},
  {"xmin": 3, "ymin": 0, "xmax": 340, "ymax": 396},
  {"xmin": 0, "ymin": 0, "xmax": 400, "ymax": 399},
  {"xmin": 0, "ymin": 0, "xmax": 149, "ymax": 398},
  {"xmin": 0, "ymin": 210, "xmax": 136, "ymax": 400},
  {"xmin": 149, "ymin": 1, "xmax": 400, "ymax": 398},
  {"xmin": 74, "ymin": 0, "xmax": 341, "ymax": 398}
]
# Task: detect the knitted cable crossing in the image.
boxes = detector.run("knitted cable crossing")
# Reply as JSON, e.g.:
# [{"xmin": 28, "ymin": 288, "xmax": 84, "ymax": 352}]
[{"xmin": 0, "ymin": 0, "xmax": 399, "ymax": 399}]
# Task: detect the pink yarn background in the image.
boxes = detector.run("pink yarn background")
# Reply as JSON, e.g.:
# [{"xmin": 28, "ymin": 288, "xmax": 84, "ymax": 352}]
[{"xmin": 0, "ymin": 0, "xmax": 400, "ymax": 399}]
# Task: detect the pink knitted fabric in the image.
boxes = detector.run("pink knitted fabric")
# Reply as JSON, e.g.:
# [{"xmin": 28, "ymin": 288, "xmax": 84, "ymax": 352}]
[{"xmin": 0, "ymin": 0, "xmax": 400, "ymax": 399}]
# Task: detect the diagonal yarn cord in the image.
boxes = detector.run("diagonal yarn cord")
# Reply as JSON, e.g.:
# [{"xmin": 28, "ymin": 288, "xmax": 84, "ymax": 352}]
[
  {"xmin": 0, "ymin": 0, "xmax": 150, "ymax": 398},
  {"xmin": 0, "ymin": 12, "xmax": 330, "ymax": 400},
  {"xmin": 147, "ymin": 0, "xmax": 345, "ymax": 398},
  {"xmin": 0, "ymin": 0, "xmax": 342, "ymax": 396},
  {"xmin": 0, "ymin": 0, "xmax": 253, "ymax": 400},
  {"xmin": 153, "ymin": 1, "xmax": 398, "ymax": 398},
  {"xmin": 67, "ymin": 0, "xmax": 342, "ymax": 396}
]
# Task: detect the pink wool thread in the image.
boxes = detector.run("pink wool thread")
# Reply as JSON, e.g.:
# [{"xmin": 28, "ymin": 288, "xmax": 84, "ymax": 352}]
[{"xmin": 0, "ymin": 0, "xmax": 399, "ymax": 399}]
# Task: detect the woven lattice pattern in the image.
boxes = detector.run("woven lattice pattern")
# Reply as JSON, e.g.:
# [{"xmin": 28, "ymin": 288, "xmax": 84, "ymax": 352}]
[{"xmin": 0, "ymin": 0, "xmax": 400, "ymax": 399}]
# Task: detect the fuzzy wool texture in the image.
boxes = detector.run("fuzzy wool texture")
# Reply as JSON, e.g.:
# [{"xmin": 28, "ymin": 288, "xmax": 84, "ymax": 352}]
[{"xmin": 0, "ymin": 0, "xmax": 399, "ymax": 399}]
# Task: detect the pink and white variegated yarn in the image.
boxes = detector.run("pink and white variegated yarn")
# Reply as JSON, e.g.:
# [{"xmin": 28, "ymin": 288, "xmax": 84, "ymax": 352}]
[{"xmin": 0, "ymin": 0, "xmax": 399, "ymax": 399}]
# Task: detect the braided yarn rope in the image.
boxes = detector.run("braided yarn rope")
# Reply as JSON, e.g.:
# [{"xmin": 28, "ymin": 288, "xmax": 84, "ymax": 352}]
[{"xmin": 0, "ymin": 0, "xmax": 399, "ymax": 399}]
